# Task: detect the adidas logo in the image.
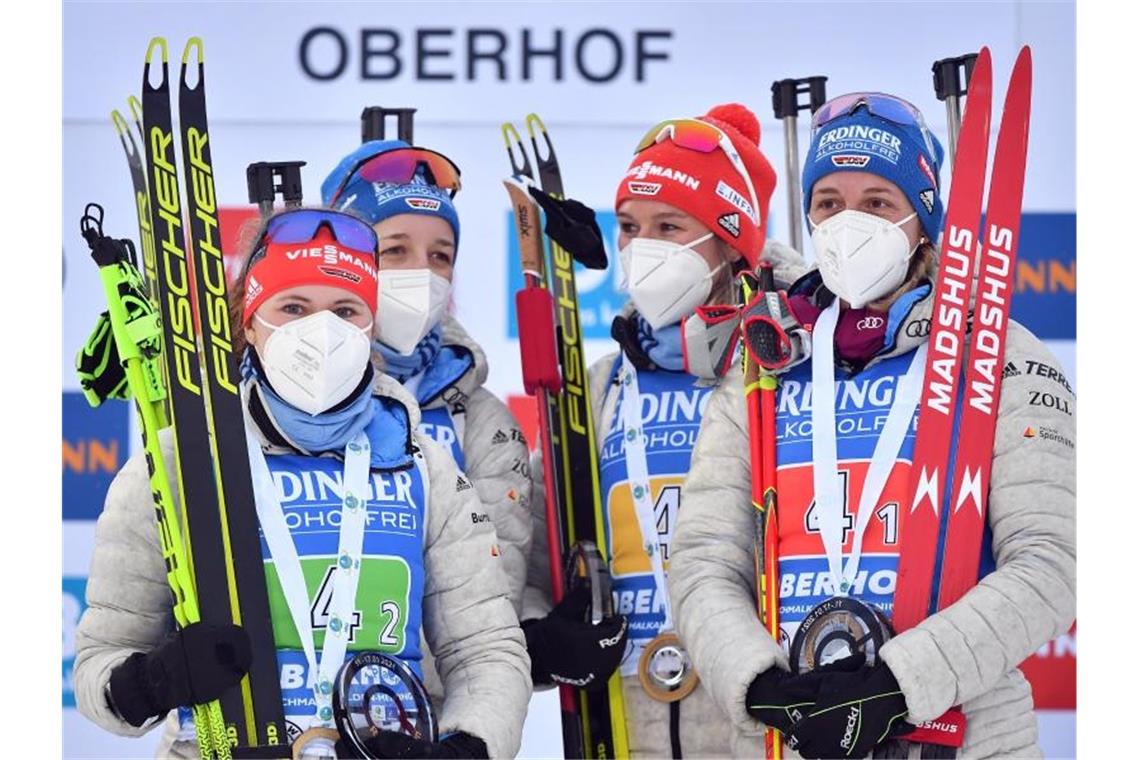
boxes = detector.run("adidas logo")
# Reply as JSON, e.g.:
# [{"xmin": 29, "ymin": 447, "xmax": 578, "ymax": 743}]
[
  {"xmin": 1002, "ymin": 361, "xmax": 1021, "ymax": 379},
  {"xmin": 491, "ymin": 429, "xmax": 509, "ymax": 445},
  {"xmin": 718, "ymin": 212, "xmax": 741, "ymax": 238},
  {"xmin": 919, "ymin": 189, "xmax": 935, "ymax": 214},
  {"xmin": 457, "ymin": 475, "xmax": 473, "ymax": 491}
]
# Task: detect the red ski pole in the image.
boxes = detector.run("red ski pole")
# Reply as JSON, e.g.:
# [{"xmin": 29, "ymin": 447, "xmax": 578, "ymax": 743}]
[{"xmin": 742, "ymin": 264, "xmax": 783, "ymax": 760}]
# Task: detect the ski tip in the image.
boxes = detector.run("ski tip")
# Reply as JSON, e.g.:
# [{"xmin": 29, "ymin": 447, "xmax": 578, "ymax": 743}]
[
  {"xmin": 182, "ymin": 37, "xmax": 204, "ymax": 67},
  {"xmin": 128, "ymin": 95, "xmax": 143, "ymax": 122},
  {"xmin": 501, "ymin": 121, "xmax": 521, "ymax": 149},
  {"xmin": 1015, "ymin": 45, "xmax": 1033, "ymax": 72},
  {"xmin": 111, "ymin": 109, "xmax": 128, "ymax": 135},
  {"xmin": 145, "ymin": 37, "xmax": 168, "ymax": 65},
  {"xmin": 525, "ymin": 112, "xmax": 548, "ymax": 136}
]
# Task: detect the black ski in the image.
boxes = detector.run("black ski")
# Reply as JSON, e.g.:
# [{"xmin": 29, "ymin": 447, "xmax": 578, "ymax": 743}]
[
  {"xmin": 141, "ymin": 36, "xmax": 250, "ymax": 754},
  {"xmin": 178, "ymin": 37, "xmax": 287, "ymax": 752}
]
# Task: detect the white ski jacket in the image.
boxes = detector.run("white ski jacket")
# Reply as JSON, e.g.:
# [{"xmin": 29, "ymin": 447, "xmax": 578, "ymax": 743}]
[
  {"xmin": 669, "ymin": 271, "xmax": 1076, "ymax": 759},
  {"xmin": 525, "ymin": 240, "xmax": 808, "ymax": 758},
  {"xmin": 72, "ymin": 373, "xmax": 532, "ymax": 759},
  {"xmin": 374, "ymin": 314, "xmax": 535, "ymax": 713}
]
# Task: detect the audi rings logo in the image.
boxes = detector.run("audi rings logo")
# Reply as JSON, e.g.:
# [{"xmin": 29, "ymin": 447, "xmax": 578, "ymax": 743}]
[
  {"xmin": 905, "ymin": 319, "xmax": 932, "ymax": 338},
  {"xmin": 856, "ymin": 316, "xmax": 885, "ymax": 330}
]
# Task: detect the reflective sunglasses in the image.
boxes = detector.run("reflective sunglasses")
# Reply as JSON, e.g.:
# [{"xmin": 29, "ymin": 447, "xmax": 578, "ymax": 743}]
[
  {"xmin": 634, "ymin": 118, "xmax": 761, "ymax": 225},
  {"xmin": 327, "ymin": 147, "xmax": 462, "ymax": 207},
  {"xmin": 811, "ymin": 92, "xmax": 938, "ymax": 170},
  {"xmin": 243, "ymin": 208, "xmax": 380, "ymax": 280}
]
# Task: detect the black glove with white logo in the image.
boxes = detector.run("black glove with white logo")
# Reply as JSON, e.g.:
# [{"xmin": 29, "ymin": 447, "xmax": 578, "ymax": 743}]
[
  {"xmin": 785, "ymin": 654, "xmax": 914, "ymax": 759},
  {"xmin": 336, "ymin": 730, "xmax": 489, "ymax": 759},
  {"xmin": 106, "ymin": 622, "xmax": 251, "ymax": 727},
  {"xmin": 745, "ymin": 654, "xmax": 866, "ymax": 733},
  {"xmin": 522, "ymin": 584, "xmax": 628, "ymax": 691}
]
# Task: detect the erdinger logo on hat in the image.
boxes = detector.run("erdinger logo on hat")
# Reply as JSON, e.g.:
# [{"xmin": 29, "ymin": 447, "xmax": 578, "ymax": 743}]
[{"xmin": 816, "ymin": 123, "xmax": 903, "ymax": 164}]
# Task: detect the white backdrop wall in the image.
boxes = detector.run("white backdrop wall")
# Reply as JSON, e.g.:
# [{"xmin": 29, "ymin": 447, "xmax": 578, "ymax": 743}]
[{"xmin": 62, "ymin": 2, "xmax": 1076, "ymax": 758}]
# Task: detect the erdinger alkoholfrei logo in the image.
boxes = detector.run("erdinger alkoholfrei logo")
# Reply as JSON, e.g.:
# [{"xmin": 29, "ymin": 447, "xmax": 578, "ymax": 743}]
[{"xmin": 816, "ymin": 124, "xmax": 903, "ymax": 165}]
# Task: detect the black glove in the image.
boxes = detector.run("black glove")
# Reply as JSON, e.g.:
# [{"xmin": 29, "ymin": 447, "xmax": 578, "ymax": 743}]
[
  {"xmin": 522, "ymin": 584, "xmax": 628, "ymax": 690},
  {"xmin": 785, "ymin": 655, "xmax": 915, "ymax": 759},
  {"xmin": 336, "ymin": 730, "xmax": 489, "ymax": 759},
  {"xmin": 526, "ymin": 186, "xmax": 608, "ymax": 270},
  {"xmin": 745, "ymin": 654, "xmax": 866, "ymax": 733},
  {"xmin": 106, "ymin": 622, "xmax": 251, "ymax": 727}
]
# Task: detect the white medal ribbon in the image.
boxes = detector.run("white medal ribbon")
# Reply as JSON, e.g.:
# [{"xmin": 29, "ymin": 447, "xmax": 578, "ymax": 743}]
[
  {"xmin": 246, "ymin": 425, "xmax": 372, "ymax": 727},
  {"xmin": 810, "ymin": 300, "xmax": 926, "ymax": 596},
  {"xmin": 618, "ymin": 354, "xmax": 673, "ymax": 631}
]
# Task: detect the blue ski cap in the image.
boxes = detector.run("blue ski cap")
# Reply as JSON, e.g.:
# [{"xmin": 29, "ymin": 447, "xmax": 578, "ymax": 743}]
[
  {"xmin": 321, "ymin": 140, "xmax": 460, "ymax": 248},
  {"xmin": 802, "ymin": 101, "xmax": 945, "ymax": 242}
]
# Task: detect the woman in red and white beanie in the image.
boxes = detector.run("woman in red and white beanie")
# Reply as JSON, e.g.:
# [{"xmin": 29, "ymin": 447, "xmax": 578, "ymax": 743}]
[{"xmin": 525, "ymin": 104, "xmax": 806, "ymax": 758}]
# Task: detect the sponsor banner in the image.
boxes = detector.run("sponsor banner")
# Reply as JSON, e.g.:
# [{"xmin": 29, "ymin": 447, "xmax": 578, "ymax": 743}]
[
  {"xmin": 62, "ymin": 391, "xmax": 130, "ymax": 521},
  {"xmin": 1008, "ymin": 212, "xmax": 1075, "ymax": 340},
  {"xmin": 506, "ymin": 209, "xmax": 625, "ymax": 339},
  {"xmin": 63, "ymin": 577, "xmax": 86, "ymax": 708},
  {"xmin": 1020, "ymin": 624, "xmax": 1076, "ymax": 710}
]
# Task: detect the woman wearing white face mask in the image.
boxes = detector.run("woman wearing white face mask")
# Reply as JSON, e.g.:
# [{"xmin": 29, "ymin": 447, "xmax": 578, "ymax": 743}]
[
  {"xmin": 73, "ymin": 209, "xmax": 531, "ymax": 759},
  {"xmin": 669, "ymin": 95, "xmax": 1075, "ymax": 759},
  {"xmin": 320, "ymin": 143, "xmax": 540, "ymax": 703},
  {"xmin": 525, "ymin": 103, "xmax": 807, "ymax": 758}
]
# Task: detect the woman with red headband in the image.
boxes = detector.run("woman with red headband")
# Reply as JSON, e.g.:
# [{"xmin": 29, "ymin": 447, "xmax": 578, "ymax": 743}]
[
  {"xmin": 73, "ymin": 209, "xmax": 531, "ymax": 759},
  {"xmin": 670, "ymin": 93, "xmax": 1075, "ymax": 758},
  {"xmin": 525, "ymin": 103, "xmax": 802, "ymax": 757}
]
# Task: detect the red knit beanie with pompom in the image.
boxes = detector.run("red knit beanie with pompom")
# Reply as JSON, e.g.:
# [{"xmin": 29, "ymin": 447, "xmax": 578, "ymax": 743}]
[{"xmin": 614, "ymin": 103, "xmax": 777, "ymax": 267}]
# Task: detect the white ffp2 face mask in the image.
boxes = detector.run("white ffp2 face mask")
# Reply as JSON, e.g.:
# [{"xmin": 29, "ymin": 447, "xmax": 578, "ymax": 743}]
[
  {"xmin": 619, "ymin": 232, "xmax": 723, "ymax": 329},
  {"xmin": 256, "ymin": 310, "xmax": 373, "ymax": 416},
  {"xmin": 809, "ymin": 210, "xmax": 921, "ymax": 308},
  {"xmin": 375, "ymin": 268, "xmax": 452, "ymax": 355}
]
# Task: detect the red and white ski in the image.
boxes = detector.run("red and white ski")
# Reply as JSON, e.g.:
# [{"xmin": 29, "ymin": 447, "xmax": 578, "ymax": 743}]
[
  {"xmin": 936, "ymin": 47, "xmax": 1033, "ymax": 609},
  {"xmin": 891, "ymin": 45, "xmax": 1033, "ymax": 758},
  {"xmin": 892, "ymin": 47, "xmax": 994, "ymax": 633}
]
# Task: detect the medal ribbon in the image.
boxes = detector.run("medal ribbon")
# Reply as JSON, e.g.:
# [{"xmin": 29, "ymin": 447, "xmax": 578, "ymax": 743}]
[
  {"xmin": 618, "ymin": 354, "xmax": 673, "ymax": 631},
  {"xmin": 246, "ymin": 425, "xmax": 372, "ymax": 727},
  {"xmin": 810, "ymin": 301, "xmax": 926, "ymax": 595}
]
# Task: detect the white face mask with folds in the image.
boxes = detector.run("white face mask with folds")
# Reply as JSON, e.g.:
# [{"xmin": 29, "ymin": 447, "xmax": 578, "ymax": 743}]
[
  {"xmin": 256, "ymin": 310, "xmax": 373, "ymax": 416},
  {"xmin": 619, "ymin": 232, "xmax": 724, "ymax": 330},
  {"xmin": 374, "ymin": 268, "xmax": 452, "ymax": 355},
  {"xmin": 809, "ymin": 209, "xmax": 922, "ymax": 308}
]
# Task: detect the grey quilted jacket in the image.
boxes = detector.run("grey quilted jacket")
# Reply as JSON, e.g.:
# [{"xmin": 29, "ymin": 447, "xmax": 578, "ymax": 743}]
[
  {"xmin": 669, "ymin": 270, "xmax": 1076, "ymax": 759},
  {"xmin": 72, "ymin": 372, "xmax": 532, "ymax": 759},
  {"xmin": 525, "ymin": 240, "xmax": 808, "ymax": 758}
]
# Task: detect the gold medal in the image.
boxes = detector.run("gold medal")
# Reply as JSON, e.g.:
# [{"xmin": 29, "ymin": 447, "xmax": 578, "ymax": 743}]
[{"xmin": 637, "ymin": 631, "xmax": 699, "ymax": 702}]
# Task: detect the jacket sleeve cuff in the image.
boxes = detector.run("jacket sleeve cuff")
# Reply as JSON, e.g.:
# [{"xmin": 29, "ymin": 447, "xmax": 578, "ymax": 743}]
[{"xmin": 880, "ymin": 627, "xmax": 958, "ymax": 722}]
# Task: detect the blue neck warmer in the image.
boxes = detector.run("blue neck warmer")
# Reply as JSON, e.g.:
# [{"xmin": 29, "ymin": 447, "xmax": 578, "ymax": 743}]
[
  {"xmin": 636, "ymin": 316, "xmax": 685, "ymax": 372},
  {"xmin": 377, "ymin": 326, "xmax": 443, "ymax": 384},
  {"xmin": 242, "ymin": 352, "xmax": 413, "ymax": 469}
]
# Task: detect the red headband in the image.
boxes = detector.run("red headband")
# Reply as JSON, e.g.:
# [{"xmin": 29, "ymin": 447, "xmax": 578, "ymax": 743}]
[{"xmin": 242, "ymin": 227, "xmax": 378, "ymax": 326}]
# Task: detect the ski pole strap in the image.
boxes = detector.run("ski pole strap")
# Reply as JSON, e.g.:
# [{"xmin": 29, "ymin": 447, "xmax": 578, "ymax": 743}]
[
  {"xmin": 810, "ymin": 302, "xmax": 927, "ymax": 595},
  {"xmin": 618, "ymin": 353, "xmax": 673, "ymax": 631},
  {"xmin": 246, "ymin": 425, "xmax": 371, "ymax": 728}
]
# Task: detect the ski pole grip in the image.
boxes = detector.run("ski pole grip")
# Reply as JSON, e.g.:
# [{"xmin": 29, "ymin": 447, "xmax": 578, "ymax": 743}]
[
  {"xmin": 516, "ymin": 287, "xmax": 562, "ymax": 396},
  {"xmin": 361, "ymin": 106, "xmax": 418, "ymax": 143},
  {"xmin": 933, "ymin": 54, "xmax": 979, "ymax": 101},
  {"xmin": 771, "ymin": 76, "xmax": 829, "ymax": 118},
  {"xmin": 757, "ymin": 262, "xmax": 776, "ymax": 292},
  {"xmin": 246, "ymin": 161, "xmax": 307, "ymax": 214}
]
